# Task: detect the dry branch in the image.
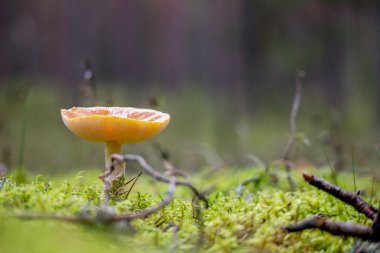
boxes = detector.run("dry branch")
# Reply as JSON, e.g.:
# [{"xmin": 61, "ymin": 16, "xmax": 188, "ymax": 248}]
[
  {"xmin": 372, "ymin": 208, "xmax": 380, "ymax": 232},
  {"xmin": 283, "ymin": 71, "xmax": 304, "ymax": 160},
  {"xmin": 108, "ymin": 178, "xmax": 176, "ymax": 222},
  {"xmin": 285, "ymin": 215, "xmax": 379, "ymax": 241},
  {"xmin": 112, "ymin": 154, "xmax": 209, "ymax": 208},
  {"xmin": 303, "ymin": 173, "xmax": 378, "ymax": 220},
  {"xmin": 286, "ymin": 173, "xmax": 380, "ymax": 242}
]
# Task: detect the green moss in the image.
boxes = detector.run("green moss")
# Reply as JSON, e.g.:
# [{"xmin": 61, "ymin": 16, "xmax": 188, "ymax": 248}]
[{"xmin": 0, "ymin": 168, "xmax": 378, "ymax": 252}]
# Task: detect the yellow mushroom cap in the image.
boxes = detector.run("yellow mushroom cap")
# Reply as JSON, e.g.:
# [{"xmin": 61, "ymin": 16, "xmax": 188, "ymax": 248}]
[{"xmin": 61, "ymin": 107, "xmax": 170, "ymax": 144}]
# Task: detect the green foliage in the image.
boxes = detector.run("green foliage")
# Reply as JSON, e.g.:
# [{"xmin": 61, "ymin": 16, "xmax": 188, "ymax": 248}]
[{"xmin": 1, "ymin": 168, "xmax": 378, "ymax": 252}]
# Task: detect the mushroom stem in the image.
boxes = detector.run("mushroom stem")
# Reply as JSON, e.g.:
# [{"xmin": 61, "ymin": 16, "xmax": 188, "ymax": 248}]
[
  {"xmin": 101, "ymin": 141, "xmax": 126, "ymax": 204},
  {"xmin": 104, "ymin": 141, "xmax": 125, "ymax": 181}
]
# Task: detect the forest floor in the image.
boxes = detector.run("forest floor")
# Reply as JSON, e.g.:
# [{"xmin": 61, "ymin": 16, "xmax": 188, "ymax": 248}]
[{"xmin": 0, "ymin": 164, "xmax": 379, "ymax": 253}]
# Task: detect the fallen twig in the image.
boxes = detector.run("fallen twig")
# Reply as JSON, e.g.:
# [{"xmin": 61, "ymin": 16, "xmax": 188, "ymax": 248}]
[
  {"xmin": 108, "ymin": 178, "xmax": 176, "ymax": 222},
  {"xmin": 303, "ymin": 173, "xmax": 378, "ymax": 220},
  {"xmin": 112, "ymin": 154, "xmax": 209, "ymax": 208},
  {"xmin": 286, "ymin": 173, "xmax": 380, "ymax": 242},
  {"xmin": 285, "ymin": 214, "xmax": 379, "ymax": 241}
]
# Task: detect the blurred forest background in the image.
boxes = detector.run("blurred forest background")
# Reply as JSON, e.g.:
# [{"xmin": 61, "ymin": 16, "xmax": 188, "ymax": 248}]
[{"xmin": 1, "ymin": 1, "xmax": 380, "ymax": 176}]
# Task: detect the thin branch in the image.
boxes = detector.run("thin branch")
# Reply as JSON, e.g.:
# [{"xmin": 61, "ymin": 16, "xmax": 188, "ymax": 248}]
[
  {"xmin": 285, "ymin": 215, "xmax": 379, "ymax": 241},
  {"xmin": 282, "ymin": 70, "xmax": 305, "ymax": 191},
  {"xmin": 303, "ymin": 173, "xmax": 378, "ymax": 220},
  {"xmin": 112, "ymin": 154, "xmax": 209, "ymax": 208},
  {"xmin": 109, "ymin": 178, "xmax": 176, "ymax": 222},
  {"xmin": 372, "ymin": 208, "xmax": 380, "ymax": 233},
  {"xmin": 286, "ymin": 173, "xmax": 380, "ymax": 242},
  {"xmin": 283, "ymin": 70, "xmax": 304, "ymax": 160}
]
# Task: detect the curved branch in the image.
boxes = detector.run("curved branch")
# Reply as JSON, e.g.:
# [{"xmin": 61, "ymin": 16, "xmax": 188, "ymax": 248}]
[
  {"xmin": 283, "ymin": 71, "xmax": 304, "ymax": 160},
  {"xmin": 112, "ymin": 154, "xmax": 209, "ymax": 208},
  {"xmin": 285, "ymin": 215, "xmax": 379, "ymax": 241},
  {"xmin": 303, "ymin": 173, "xmax": 378, "ymax": 220},
  {"xmin": 109, "ymin": 178, "xmax": 176, "ymax": 222}
]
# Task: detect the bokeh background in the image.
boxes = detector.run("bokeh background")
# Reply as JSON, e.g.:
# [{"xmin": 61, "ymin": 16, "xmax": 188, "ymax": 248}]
[{"xmin": 1, "ymin": 1, "xmax": 380, "ymax": 175}]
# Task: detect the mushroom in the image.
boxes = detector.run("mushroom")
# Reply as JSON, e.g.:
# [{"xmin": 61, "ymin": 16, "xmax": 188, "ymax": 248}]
[{"xmin": 61, "ymin": 107, "xmax": 170, "ymax": 185}]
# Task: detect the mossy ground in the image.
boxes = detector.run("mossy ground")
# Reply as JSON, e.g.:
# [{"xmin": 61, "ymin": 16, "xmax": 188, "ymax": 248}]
[{"xmin": 0, "ymin": 167, "xmax": 378, "ymax": 253}]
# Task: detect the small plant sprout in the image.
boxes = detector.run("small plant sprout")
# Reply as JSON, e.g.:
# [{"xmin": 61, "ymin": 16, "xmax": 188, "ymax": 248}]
[{"xmin": 61, "ymin": 107, "xmax": 170, "ymax": 193}]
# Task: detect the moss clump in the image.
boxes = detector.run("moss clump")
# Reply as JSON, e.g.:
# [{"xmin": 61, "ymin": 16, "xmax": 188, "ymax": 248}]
[{"xmin": 0, "ymin": 168, "xmax": 378, "ymax": 252}]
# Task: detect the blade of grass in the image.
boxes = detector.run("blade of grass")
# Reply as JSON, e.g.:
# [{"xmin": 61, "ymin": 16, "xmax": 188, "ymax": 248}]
[
  {"xmin": 363, "ymin": 174, "xmax": 376, "ymax": 226},
  {"xmin": 322, "ymin": 145, "xmax": 351, "ymax": 219},
  {"xmin": 351, "ymin": 143, "xmax": 357, "ymax": 193},
  {"xmin": 17, "ymin": 88, "xmax": 34, "ymax": 183},
  {"xmin": 125, "ymin": 172, "xmax": 142, "ymax": 199},
  {"xmin": 322, "ymin": 146, "xmax": 338, "ymax": 186},
  {"xmin": 351, "ymin": 143, "xmax": 362, "ymax": 223}
]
